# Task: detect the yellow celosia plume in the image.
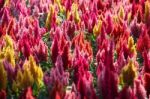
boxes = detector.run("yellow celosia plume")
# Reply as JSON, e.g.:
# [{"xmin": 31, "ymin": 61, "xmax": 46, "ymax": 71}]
[
  {"xmin": 0, "ymin": 35, "xmax": 15, "ymax": 67},
  {"xmin": 145, "ymin": 0, "xmax": 150, "ymax": 21},
  {"xmin": 12, "ymin": 55, "xmax": 43, "ymax": 91},
  {"xmin": 72, "ymin": 3, "xmax": 80, "ymax": 23},
  {"xmin": 4, "ymin": 0, "xmax": 10, "ymax": 7},
  {"xmin": 28, "ymin": 56, "xmax": 43, "ymax": 86},
  {"xmin": 54, "ymin": 0, "xmax": 65, "ymax": 13},
  {"xmin": 128, "ymin": 36, "xmax": 137, "ymax": 56},
  {"xmin": 93, "ymin": 19, "xmax": 102, "ymax": 37},
  {"xmin": 45, "ymin": 4, "xmax": 55, "ymax": 29},
  {"xmin": 0, "ymin": 61, "xmax": 7, "ymax": 90},
  {"xmin": 118, "ymin": 6, "xmax": 125, "ymax": 19},
  {"xmin": 120, "ymin": 60, "xmax": 137, "ymax": 86}
]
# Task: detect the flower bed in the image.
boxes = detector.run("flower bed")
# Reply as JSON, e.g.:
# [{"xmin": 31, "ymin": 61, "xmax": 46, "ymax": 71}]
[{"xmin": 0, "ymin": 0, "xmax": 150, "ymax": 99}]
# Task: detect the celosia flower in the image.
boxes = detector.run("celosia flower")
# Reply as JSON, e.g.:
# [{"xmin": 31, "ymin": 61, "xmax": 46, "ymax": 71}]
[
  {"xmin": 96, "ymin": 23, "xmax": 108, "ymax": 50},
  {"xmin": 64, "ymin": 0, "xmax": 72, "ymax": 12},
  {"xmin": 144, "ymin": 1, "xmax": 150, "ymax": 23},
  {"xmin": 0, "ymin": 90, "xmax": 6, "ymax": 99},
  {"xmin": 19, "ymin": 87, "xmax": 35, "ymax": 99},
  {"xmin": 66, "ymin": 21, "xmax": 76, "ymax": 39},
  {"xmin": 72, "ymin": 32, "xmax": 93, "ymax": 61},
  {"xmin": 97, "ymin": 41, "xmax": 118, "ymax": 99},
  {"xmin": 72, "ymin": 47, "xmax": 96, "ymax": 99},
  {"xmin": 142, "ymin": 50, "xmax": 150, "ymax": 73},
  {"xmin": 127, "ymin": 36, "xmax": 137, "ymax": 57},
  {"xmin": 112, "ymin": 23, "xmax": 129, "ymax": 44},
  {"xmin": 54, "ymin": 0, "xmax": 65, "ymax": 13},
  {"xmin": 61, "ymin": 42, "xmax": 71, "ymax": 70},
  {"xmin": 0, "ymin": 0, "xmax": 5, "ymax": 10},
  {"xmin": 3, "ymin": 60, "xmax": 15, "ymax": 82},
  {"xmin": 1, "ymin": 7, "xmax": 10, "ymax": 28},
  {"xmin": 97, "ymin": 66, "xmax": 118, "ymax": 99},
  {"xmin": 96, "ymin": 40, "xmax": 115, "ymax": 72},
  {"xmin": 115, "ymin": 32, "xmax": 135, "ymax": 60},
  {"xmin": 28, "ymin": 55, "xmax": 43, "ymax": 87},
  {"xmin": 78, "ymin": 71, "xmax": 97, "ymax": 99},
  {"xmin": 45, "ymin": 4, "xmax": 56, "ymax": 29},
  {"xmin": 21, "ymin": 66, "xmax": 34, "ymax": 90},
  {"xmin": 118, "ymin": 6, "xmax": 125, "ymax": 19},
  {"xmin": 137, "ymin": 28, "xmax": 150, "ymax": 53},
  {"xmin": 12, "ymin": 70, "xmax": 23, "ymax": 92},
  {"xmin": 134, "ymin": 80, "xmax": 147, "ymax": 99},
  {"xmin": 84, "ymin": 13, "xmax": 97, "ymax": 33},
  {"xmin": 65, "ymin": 84, "xmax": 80, "ymax": 99},
  {"xmin": 12, "ymin": 55, "xmax": 43, "ymax": 91},
  {"xmin": 0, "ymin": 60, "xmax": 7, "ymax": 90},
  {"xmin": 44, "ymin": 55, "xmax": 69, "ymax": 99},
  {"xmin": 137, "ymin": 8, "xmax": 143, "ymax": 23},
  {"xmin": 118, "ymin": 86, "xmax": 136, "ymax": 99},
  {"xmin": 51, "ymin": 36, "xmax": 59, "ymax": 64},
  {"xmin": 106, "ymin": 14, "xmax": 114, "ymax": 34},
  {"xmin": 12, "ymin": 65, "xmax": 34, "ymax": 92},
  {"xmin": 97, "ymin": 0, "xmax": 106, "ymax": 11},
  {"xmin": 34, "ymin": 40, "xmax": 48, "ymax": 62},
  {"xmin": 114, "ymin": 50, "xmax": 126, "ymax": 74},
  {"xmin": 130, "ymin": 20, "xmax": 142, "ymax": 38},
  {"xmin": 3, "ymin": 0, "xmax": 9, "ymax": 7},
  {"xmin": 51, "ymin": 29, "xmax": 71, "ymax": 69},
  {"xmin": 20, "ymin": 39, "xmax": 31, "ymax": 58},
  {"xmin": 144, "ymin": 73, "xmax": 150, "ymax": 96},
  {"xmin": 6, "ymin": 18, "xmax": 16, "ymax": 40},
  {"xmin": 93, "ymin": 19, "xmax": 102, "ymax": 37},
  {"xmin": 131, "ymin": 2, "xmax": 140, "ymax": 20},
  {"xmin": 0, "ymin": 34, "xmax": 15, "ymax": 67},
  {"xmin": 18, "ymin": 20, "xmax": 47, "ymax": 62},
  {"xmin": 72, "ymin": 3, "xmax": 80, "ymax": 23},
  {"xmin": 73, "ymin": 49, "xmax": 89, "ymax": 84},
  {"xmin": 120, "ymin": 60, "xmax": 137, "ymax": 86}
]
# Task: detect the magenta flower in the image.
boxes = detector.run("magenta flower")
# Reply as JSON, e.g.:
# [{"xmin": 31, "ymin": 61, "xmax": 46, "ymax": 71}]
[
  {"xmin": 134, "ymin": 80, "xmax": 147, "ymax": 99},
  {"xmin": 118, "ymin": 86, "xmax": 136, "ymax": 99}
]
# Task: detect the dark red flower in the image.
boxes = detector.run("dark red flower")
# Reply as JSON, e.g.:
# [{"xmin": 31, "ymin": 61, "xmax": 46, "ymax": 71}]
[
  {"xmin": 118, "ymin": 86, "xmax": 136, "ymax": 99},
  {"xmin": 142, "ymin": 50, "xmax": 150, "ymax": 73},
  {"xmin": 137, "ymin": 28, "xmax": 150, "ymax": 53},
  {"xmin": 0, "ymin": 90, "xmax": 6, "ymax": 99},
  {"xmin": 144, "ymin": 73, "xmax": 150, "ymax": 96}
]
